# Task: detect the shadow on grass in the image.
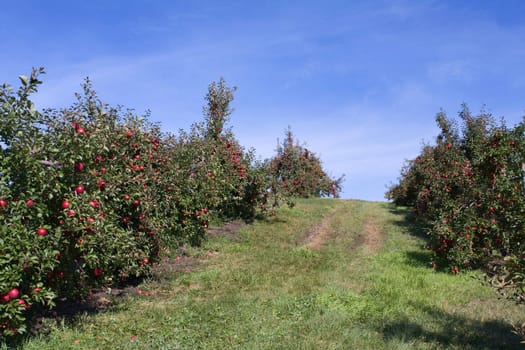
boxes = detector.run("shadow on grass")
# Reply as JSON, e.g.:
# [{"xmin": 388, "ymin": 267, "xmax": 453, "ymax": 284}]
[
  {"xmin": 384, "ymin": 204, "xmax": 489, "ymax": 274},
  {"xmin": 4, "ymin": 301, "xmax": 109, "ymax": 349},
  {"xmin": 3, "ymin": 276, "xmax": 144, "ymax": 348},
  {"xmin": 381, "ymin": 302, "xmax": 523, "ymax": 349},
  {"xmin": 403, "ymin": 250, "xmax": 434, "ymax": 269},
  {"xmin": 385, "ymin": 204, "xmax": 430, "ymax": 242}
]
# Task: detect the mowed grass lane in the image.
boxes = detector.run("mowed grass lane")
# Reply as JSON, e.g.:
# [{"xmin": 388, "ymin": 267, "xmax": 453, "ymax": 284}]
[{"xmin": 19, "ymin": 199, "xmax": 524, "ymax": 349}]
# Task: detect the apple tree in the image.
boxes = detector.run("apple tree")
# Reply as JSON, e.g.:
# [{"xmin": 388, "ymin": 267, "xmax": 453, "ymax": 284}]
[{"xmin": 269, "ymin": 128, "xmax": 343, "ymax": 198}]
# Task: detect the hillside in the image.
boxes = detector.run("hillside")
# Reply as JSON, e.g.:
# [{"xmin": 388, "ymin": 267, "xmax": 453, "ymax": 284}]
[{"xmin": 18, "ymin": 199, "xmax": 524, "ymax": 349}]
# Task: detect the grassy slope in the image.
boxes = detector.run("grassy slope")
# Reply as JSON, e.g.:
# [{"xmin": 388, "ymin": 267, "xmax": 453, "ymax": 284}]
[{"xmin": 18, "ymin": 199, "xmax": 524, "ymax": 349}]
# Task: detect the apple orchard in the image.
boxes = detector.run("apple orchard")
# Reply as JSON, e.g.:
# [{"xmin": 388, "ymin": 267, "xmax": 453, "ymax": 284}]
[{"xmin": 0, "ymin": 68, "xmax": 342, "ymax": 338}]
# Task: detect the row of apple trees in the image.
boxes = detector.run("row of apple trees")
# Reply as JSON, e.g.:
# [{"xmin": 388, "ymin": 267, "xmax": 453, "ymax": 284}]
[
  {"xmin": 0, "ymin": 68, "xmax": 342, "ymax": 338},
  {"xmin": 387, "ymin": 104, "xmax": 525, "ymax": 302}
]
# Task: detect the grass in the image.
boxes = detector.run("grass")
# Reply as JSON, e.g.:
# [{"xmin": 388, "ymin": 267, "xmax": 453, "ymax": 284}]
[{"xmin": 10, "ymin": 199, "xmax": 525, "ymax": 349}]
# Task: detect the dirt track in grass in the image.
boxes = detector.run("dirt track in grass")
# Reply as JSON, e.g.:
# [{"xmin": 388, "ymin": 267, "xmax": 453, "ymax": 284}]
[{"xmin": 303, "ymin": 201, "xmax": 384, "ymax": 253}]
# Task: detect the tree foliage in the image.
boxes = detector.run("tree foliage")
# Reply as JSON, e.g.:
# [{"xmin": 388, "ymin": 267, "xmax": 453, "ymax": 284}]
[
  {"xmin": 269, "ymin": 127, "xmax": 344, "ymax": 198},
  {"xmin": 387, "ymin": 105, "xmax": 525, "ymax": 302},
  {"xmin": 0, "ymin": 70, "xmax": 286, "ymax": 339}
]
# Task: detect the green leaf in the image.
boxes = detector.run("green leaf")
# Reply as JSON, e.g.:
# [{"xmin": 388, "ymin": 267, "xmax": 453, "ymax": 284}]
[{"xmin": 18, "ymin": 75, "xmax": 28, "ymax": 86}]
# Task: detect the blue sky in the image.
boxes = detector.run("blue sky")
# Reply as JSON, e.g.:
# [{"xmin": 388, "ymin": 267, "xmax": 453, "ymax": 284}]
[{"xmin": 1, "ymin": 1, "xmax": 525, "ymax": 201}]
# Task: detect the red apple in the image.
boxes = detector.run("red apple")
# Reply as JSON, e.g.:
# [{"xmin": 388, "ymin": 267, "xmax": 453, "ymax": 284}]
[
  {"xmin": 7, "ymin": 288, "xmax": 19, "ymax": 299},
  {"xmin": 74, "ymin": 161, "xmax": 84, "ymax": 172},
  {"xmin": 93, "ymin": 267, "xmax": 103, "ymax": 276},
  {"xmin": 98, "ymin": 180, "xmax": 106, "ymax": 190},
  {"xmin": 125, "ymin": 130, "xmax": 133, "ymax": 137},
  {"xmin": 0, "ymin": 199, "xmax": 7, "ymax": 208},
  {"xmin": 18, "ymin": 299, "xmax": 30, "ymax": 309},
  {"xmin": 61, "ymin": 200, "xmax": 70, "ymax": 209},
  {"xmin": 89, "ymin": 200, "xmax": 99, "ymax": 209},
  {"xmin": 75, "ymin": 185, "xmax": 85, "ymax": 194},
  {"xmin": 25, "ymin": 199, "xmax": 34, "ymax": 207},
  {"xmin": 36, "ymin": 228, "xmax": 47, "ymax": 236}
]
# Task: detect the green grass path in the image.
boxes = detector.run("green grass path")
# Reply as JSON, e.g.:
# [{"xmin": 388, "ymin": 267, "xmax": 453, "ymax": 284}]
[{"xmin": 18, "ymin": 199, "xmax": 525, "ymax": 349}]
